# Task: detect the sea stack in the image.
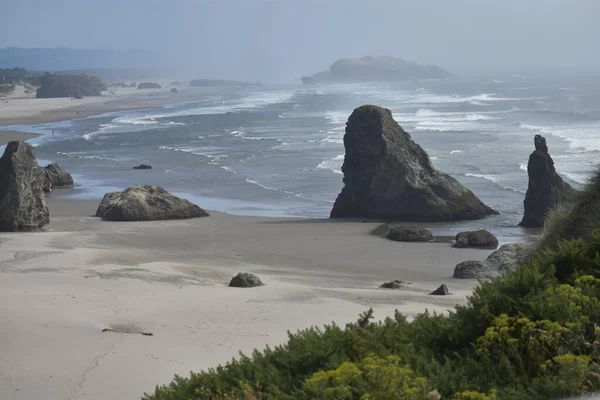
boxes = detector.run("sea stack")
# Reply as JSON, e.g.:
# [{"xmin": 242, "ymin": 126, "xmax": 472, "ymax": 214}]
[
  {"xmin": 519, "ymin": 135, "xmax": 576, "ymax": 228},
  {"xmin": 0, "ymin": 141, "xmax": 49, "ymax": 231},
  {"xmin": 330, "ymin": 105, "xmax": 498, "ymax": 221}
]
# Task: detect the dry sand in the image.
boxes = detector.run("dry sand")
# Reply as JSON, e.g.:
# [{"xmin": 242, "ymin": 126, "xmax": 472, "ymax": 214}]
[{"xmin": 0, "ymin": 195, "xmax": 488, "ymax": 400}]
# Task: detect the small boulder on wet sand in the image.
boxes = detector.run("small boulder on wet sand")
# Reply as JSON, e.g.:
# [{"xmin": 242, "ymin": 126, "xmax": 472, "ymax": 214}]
[
  {"xmin": 452, "ymin": 230, "xmax": 498, "ymax": 249},
  {"xmin": 386, "ymin": 226, "xmax": 434, "ymax": 242},
  {"xmin": 95, "ymin": 185, "xmax": 209, "ymax": 221},
  {"xmin": 133, "ymin": 164, "xmax": 153, "ymax": 170},
  {"xmin": 429, "ymin": 284, "xmax": 450, "ymax": 295},
  {"xmin": 229, "ymin": 272, "xmax": 264, "ymax": 288},
  {"xmin": 380, "ymin": 280, "xmax": 406, "ymax": 289}
]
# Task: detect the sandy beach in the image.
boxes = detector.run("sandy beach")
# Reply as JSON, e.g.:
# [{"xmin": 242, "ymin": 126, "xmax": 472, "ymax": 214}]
[
  {"xmin": 0, "ymin": 191, "xmax": 488, "ymax": 400},
  {"xmin": 0, "ymin": 85, "xmax": 200, "ymax": 130}
]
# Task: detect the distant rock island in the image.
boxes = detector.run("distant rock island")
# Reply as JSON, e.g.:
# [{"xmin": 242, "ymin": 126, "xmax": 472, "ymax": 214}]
[
  {"xmin": 36, "ymin": 72, "xmax": 106, "ymax": 98},
  {"xmin": 189, "ymin": 79, "xmax": 260, "ymax": 88},
  {"xmin": 302, "ymin": 56, "xmax": 452, "ymax": 84}
]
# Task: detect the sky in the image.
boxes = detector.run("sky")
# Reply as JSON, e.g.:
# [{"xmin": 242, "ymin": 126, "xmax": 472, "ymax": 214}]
[{"xmin": 1, "ymin": 0, "xmax": 600, "ymax": 82}]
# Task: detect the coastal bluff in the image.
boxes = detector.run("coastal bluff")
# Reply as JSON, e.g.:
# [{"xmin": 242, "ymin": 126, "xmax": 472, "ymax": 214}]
[
  {"xmin": 36, "ymin": 73, "xmax": 106, "ymax": 98},
  {"xmin": 302, "ymin": 56, "xmax": 452, "ymax": 84},
  {"xmin": 330, "ymin": 105, "xmax": 498, "ymax": 222}
]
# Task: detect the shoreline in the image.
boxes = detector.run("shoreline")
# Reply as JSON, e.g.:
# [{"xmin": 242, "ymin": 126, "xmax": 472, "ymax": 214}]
[
  {"xmin": 0, "ymin": 130, "xmax": 40, "ymax": 145},
  {"xmin": 0, "ymin": 195, "xmax": 488, "ymax": 399}
]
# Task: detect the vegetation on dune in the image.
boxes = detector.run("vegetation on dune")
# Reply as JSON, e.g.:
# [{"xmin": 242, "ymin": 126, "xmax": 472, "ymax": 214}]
[{"xmin": 144, "ymin": 169, "xmax": 600, "ymax": 400}]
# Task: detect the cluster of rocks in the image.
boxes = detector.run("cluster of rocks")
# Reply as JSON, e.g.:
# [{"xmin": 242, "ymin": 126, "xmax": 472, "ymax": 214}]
[
  {"xmin": 453, "ymin": 243, "xmax": 531, "ymax": 279},
  {"xmin": 41, "ymin": 163, "xmax": 73, "ymax": 187},
  {"xmin": 379, "ymin": 279, "xmax": 449, "ymax": 296}
]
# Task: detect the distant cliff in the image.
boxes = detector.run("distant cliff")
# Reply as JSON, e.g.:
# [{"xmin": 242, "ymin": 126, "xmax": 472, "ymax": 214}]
[
  {"xmin": 36, "ymin": 73, "xmax": 107, "ymax": 98},
  {"xmin": 302, "ymin": 56, "xmax": 452, "ymax": 84}
]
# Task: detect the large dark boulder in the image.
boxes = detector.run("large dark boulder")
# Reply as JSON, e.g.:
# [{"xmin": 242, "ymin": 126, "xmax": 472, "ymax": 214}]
[
  {"xmin": 386, "ymin": 226, "xmax": 434, "ymax": 242},
  {"xmin": 229, "ymin": 273, "xmax": 264, "ymax": 288},
  {"xmin": 36, "ymin": 73, "xmax": 106, "ymax": 98},
  {"xmin": 452, "ymin": 230, "xmax": 498, "ymax": 249},
  {"xmin": 519, "ymin": 135, "xmax": 577, "ymax": 227},
  {"xmin": 0, "ymin": 141, "xmax": 49, "ymax": 231},
  {"xmin": 42, "ymin": 163, "xmax": 73, "ymax": 187},
  {"xmin": 330, "ymin": 105, "xmax": 498, "ymax": 221},
  {"xmin": 302, "ymin": 56, "xmax": 452, "ymax": 84},
  {"xmin": 133, "ymin": 164, "xmax": 152, "ymax": 170},
  {"xmin": 95, "ymin": 185, "xmax": 209, "ymax": 221},
  {"xmin": 453, "ymin": 261, "xmax": 491, "ymax": 279},
  {"xmin": 137, "ymin": 82, "xmax": 162, "ymax": 89},
  {"xmin": 453, "ymin": 243, "xmax": 531, "ymax": 279}
]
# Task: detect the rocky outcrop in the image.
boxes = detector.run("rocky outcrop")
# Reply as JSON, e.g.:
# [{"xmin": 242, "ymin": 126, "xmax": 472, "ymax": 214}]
[
  {"xmin": 41, "ymin": 163, "xmax": 73, "ymax": 187},
  {"xmin": 95, "ymin": 185, "xmax": 209, "ymax": 221},
  {"xmin": 302, "ymin": 56, "xmax": 452, "ymax": 84},
  {"xmin": 453, "ymin": 243, "xmax": 531, "ymax": 279},
  {"xmin": 170, "ymin": 88, "xmax": 178, "ymax": 94},
  {"xmin": 330, "ymin": 105, "xmax": 498, "ymax": 221},
  {"xmin": 36, "ymin": 73, "xmax": 106, "ymax": 98},
  {"xmin": 229, "ymin": 272, "xmax": 264, "ymax": 288},
  {"xmin": 133, "ymin": 164, "xmax": 152, "ymax": 170},
  {"xmin": 452, "ymin": 230, "xmax": 498, "ymax": 249},
  {"xmin": 519, "ymin": 135, "xmax": 577, "ymax": 227},
  {"xmin": 386, "ymin": 226, "xmax": 434, "ymax": 242},
  {"xmin": 0, "ymin": 141, "xmax": 49, "ymax": 231},
  {"xmin": 137, "ymin": 82, "xmax": 161, "ymax": 89}
]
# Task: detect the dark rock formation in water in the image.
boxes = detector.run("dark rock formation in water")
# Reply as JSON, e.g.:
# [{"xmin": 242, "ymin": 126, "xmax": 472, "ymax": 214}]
[
  {"xmin": 302, "ymin": 56, "xmax": 452, "ymax": 84},
  {"xmin": 453, "ymin": 243, "xmax": 531, "ymax": 279},
  {"xmin": 42, "ymin": 163, "xmax": 73, "ymax": 187},
  {"xmin": 229, "ymin": 272, "xmax": 264, "ymax": 288},
  {"xmin": 95, "ymin": 185, "xmax": 209, "ymax": 221},
  {"xmin": 137, "ymin": 82, "xmax": 161, "ymax": 89},
  {"xmin": 386, "ymin": 226, "xmax": 434, "ymax": 242},
  {"xmin": 330, "ymin": 105, "xmax": 498, "ymax": 222},
  {"xmin": 0, "ymin": 141, "xmax": 49, "ymax": 231},
  {"xmin": 170, "ymin": 88, "xmax": 178, "ymax": 94},
  {"xmin": 452, "ymin": 230, "xmax": 498, "ymax": 249},
  {"xmin": 36, "ymin": 73, "xmax": 106, "ymax": 98},
  {"xmin": 519, "ymin": 135, "xmax": 577, "ymax": 228},
  {"xmin": 133, "ymin": 164, "xmax": 152, "ymax": 170}
]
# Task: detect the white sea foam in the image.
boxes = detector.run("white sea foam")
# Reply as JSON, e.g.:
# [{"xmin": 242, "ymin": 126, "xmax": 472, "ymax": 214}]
[
  {"xmin": 316, "ymin": 155, "xmax": 344, "ymax": 174},
  {"xmin": 520, "ymin": 123, "xmax": 600, "ymax": 152},
  {"xmin": 450, "ymin": 150, "xmax": 462, "ymax": 154}
]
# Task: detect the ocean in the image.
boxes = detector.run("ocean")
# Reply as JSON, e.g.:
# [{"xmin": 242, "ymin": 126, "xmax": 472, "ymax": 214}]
[{"xmin": 5, "ymin": 74, "xmax": 600, "ymax": 242}]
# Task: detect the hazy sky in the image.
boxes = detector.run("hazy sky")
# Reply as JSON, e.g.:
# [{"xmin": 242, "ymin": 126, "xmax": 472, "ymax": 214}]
[{"xmin": 2, "ymin": 0, "xmax": 599, "ymax": 81}]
